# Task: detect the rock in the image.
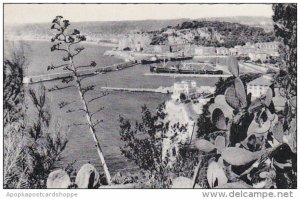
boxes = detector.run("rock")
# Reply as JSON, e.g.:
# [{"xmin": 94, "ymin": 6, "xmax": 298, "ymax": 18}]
[
  {"xmin": 47, "ymin": 169, "xmax": 70, "ymax": 188},
  {"xmin": 75, "ymin": 164, "xmax": 100, "ymax": 188}
]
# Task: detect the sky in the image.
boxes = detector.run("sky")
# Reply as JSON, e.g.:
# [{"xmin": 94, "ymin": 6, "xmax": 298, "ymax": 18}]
[{"xmin": 4, "ymin": 4, "xmax": 274, "ymax": 25}]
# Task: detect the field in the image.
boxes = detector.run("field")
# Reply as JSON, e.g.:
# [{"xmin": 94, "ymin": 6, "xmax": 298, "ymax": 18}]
[{"xmin": 21, "ymin": 40, "xmax": 220, "ymax": 174}]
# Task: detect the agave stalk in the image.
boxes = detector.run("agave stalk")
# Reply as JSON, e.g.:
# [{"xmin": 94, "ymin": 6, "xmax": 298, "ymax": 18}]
[
  {"xmin": 49, "ymin": 16, "xmax": 112, "ymax": 184},
  {"xmin": 66, "ymin": 45, "xmax": 112, "ymax": 184}
]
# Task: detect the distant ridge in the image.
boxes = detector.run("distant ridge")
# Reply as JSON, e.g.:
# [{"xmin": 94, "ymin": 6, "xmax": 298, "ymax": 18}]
[{"xmin": 5, "ymin": 16, "xmax": 273, "ymax": 38}]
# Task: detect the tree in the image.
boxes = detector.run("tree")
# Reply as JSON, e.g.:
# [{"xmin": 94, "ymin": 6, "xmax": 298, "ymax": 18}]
[
  {"xmin": 4, "ymin": 45, "xmax": 26, "ymax": 188},
  {"xmin": 119, "ymin": 104, "xmax": 170, "ymax": 187},
  {"xmin": 119, "ymin": 104, "xmax": 195, "ymax": 188},
  {"xmin": 4, "ymin": 45, "xmax": 68, "ymax": 188},
  {"xmin": 196, "ymin": 101, "xmax": 216, "ymax": 139},
  {"xmin": 48, "ymin": 16, "xmax": 112, "ymax": 183},
  {"xmin": 273, "ymin": 4, "xmax": 297, "ymax": 98}
]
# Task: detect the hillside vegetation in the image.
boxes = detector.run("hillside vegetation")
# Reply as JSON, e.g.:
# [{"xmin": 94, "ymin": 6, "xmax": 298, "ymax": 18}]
[{"xmin": 151, "ymin": 20, "xmax": 276, "ymax": 48}]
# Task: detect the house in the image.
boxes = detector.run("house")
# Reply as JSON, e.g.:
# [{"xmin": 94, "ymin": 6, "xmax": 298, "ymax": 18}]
[
  {"xmin": 172, "ymin": 80, "xmax": 197, "ymax": 101},
  {"xmin": 229, "ymin": 48, "xmax": 238, "ymax": 55},
  {"xmin": 216, "ymin": 47, "xmax": 229, "ymax": 55},
  {"xmin": 248, "ymin": 52, "xmax": 268, "ymax": 62},
  {"xmin": 194, "ymin": 46, "xmax": 216, "ymax": 56},
  {"xmin": 254, "ymin": 42, "xmax": 280, "ymax": 50},
  {"xmin": 247, "ymin": 75, "xmax": 273, "ymax": 98},
  {"xmin": 247, "ymin": 75, "xmax": 286, "ymax": 111}
]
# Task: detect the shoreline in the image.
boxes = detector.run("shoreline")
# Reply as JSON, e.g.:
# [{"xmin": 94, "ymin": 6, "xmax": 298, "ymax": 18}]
[{"xmin": 5, "ymin": 38, "xmax": 118, "ymax": 47}]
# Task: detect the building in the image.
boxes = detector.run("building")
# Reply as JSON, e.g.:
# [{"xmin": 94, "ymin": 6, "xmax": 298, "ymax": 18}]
[
  {"xmin": 254, "ymin": 42, "xmax": 280, "ymax": 50},
  {"xmin": 248, "ymin": 52, "xmax": 269, "ymax": 62},
  {"xmin": 172, "ymin": 80, "xmax": 197, "ymax": 101},
  {"xmin": 247, "ymin": 75, "xmax": 286, "ymax": 111},
  {"xmin": 194, "ymin": 46, "xmax": 216, "ymax": 56},
  {"xmin": 247, "ymin": 75, "xmax": 273, "ymax": 98},
  {"xmin": 229, "ymin": 48, "xmax": 238, "ymax": 56},
  {"xmin": 216, "ymin": 47, "xmax": 229, "ymax": 55}
]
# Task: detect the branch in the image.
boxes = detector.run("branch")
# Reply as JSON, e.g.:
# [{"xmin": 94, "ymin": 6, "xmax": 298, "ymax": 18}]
[
  {"xmin": 78, "ymin": 108, "xmax": 87, "ymax": 113},
  {"xmin": 70, "ymin": 47, "xmax": 85, "ymax": 57},
  {"xmin": 81, "ymin": 85, "xmax": 95, "ymax": 96},
  {"xmin": 47, "ymin": 63, "xmax": 68, "ymax": 71},
  {"xmin": 58, "ymin": 100, "xmax": 75, "ymax": 109},
  {"xmin": 68, "ymin": 122, "xmax": 88, "ymax": 128},
  {"xmin": 79, "ymin": 73, "xmax": 98, "ymax": 81},
  {"xmin": 87, "ymin": 92, "xmax": 109, "ymax": 103},
  {"xmin": 75, "ymin": 61, "xmax": 97, "ymax": 69},
  {"xmin": 61, "ymin": 76, "xmax": 74, "ymax": 84},
  {"xmin": 92, "ymin": 120, "xmax": 103, "ymax": 128},
  {"xmin": 91, "ymin": 107, "xmax": 104, "ymax": 118},
  {"xmin": 48, "ymin": 85, "xmax": 75, "ymax": 92}
]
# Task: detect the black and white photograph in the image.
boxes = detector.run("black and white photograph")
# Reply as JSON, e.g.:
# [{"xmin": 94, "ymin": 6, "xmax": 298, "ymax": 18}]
[{"xmin": 2, "ymin": 2, "xmax": 297, "ymax": 190}]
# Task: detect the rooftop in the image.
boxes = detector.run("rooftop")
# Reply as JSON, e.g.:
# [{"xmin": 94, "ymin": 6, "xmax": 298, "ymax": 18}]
[{"xmin": 247, "ymin": 75, "xmax": 273, "ymax": 86}]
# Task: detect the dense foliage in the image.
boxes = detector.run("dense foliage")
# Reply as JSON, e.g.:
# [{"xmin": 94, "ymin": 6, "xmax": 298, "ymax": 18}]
[
  {"xmin": 273, "ymin": 4, "xmax": 297, "ymax": 98},
  {"xmin": 4, "ymin": 47, "xmax": 68, "ymax": 188},
  {"xmin": 151, "ymin": 20, "xmax": 275, "ymax": 47},
  {"xmin": 194, "ymin": 57, "xmax": 296, "ymax": 188},
  {"xmin": 215, "ymin": 73, "xmax": 262, "ymax": 95},
  {"xmin": 119, "ymin": 104, "xmax": 206, "ymax": 188}
]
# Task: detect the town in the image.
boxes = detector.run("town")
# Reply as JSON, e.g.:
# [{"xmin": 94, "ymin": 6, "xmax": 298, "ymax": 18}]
[{"xmin": 3, "ymin": 3, "xmax": 296, "ymax": 190}]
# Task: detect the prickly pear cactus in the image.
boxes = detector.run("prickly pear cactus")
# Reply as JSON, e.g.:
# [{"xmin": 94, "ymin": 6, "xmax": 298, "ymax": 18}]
[
  {"xmin": 225, "ymin": 86, "xmax": 240, "ymax": 109},
  {"xmin": 47, "ymin": 169, "xmax": 71, "ymax": 188},
  {"xmin": 211, "ymin": 108, "xmax": 227, "ymax": 130},
  {"xmin": 194, "ymin": 139, "xmax": 216, "ymax": 152},
  {"xmin": 75, "ymin": 163, "xmax": 100, "ymax": 188},
  {"xmin": 234, "ymin": 77, "xmax": 247, "ymax": 108},
  {"xmin": 226, "ymin": 56, "xmax": 239, "ymax": 77}
]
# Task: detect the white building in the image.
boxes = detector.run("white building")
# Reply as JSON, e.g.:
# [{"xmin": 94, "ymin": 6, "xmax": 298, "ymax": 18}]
[
  {"xmin": 247, "ymin": 75, "xmax": 286, "ymax": 111},
  {"xmin": 248, "ymin": 52, "xmax": 268, "ymax": 62},
  {"xmin": 194, "ymin": 46, "xmax": 216, "ymax": 56},
  {"xmin": 172, "ymin": 80, "xmax": 197, "ymax": 101},
  {"xmin": 216, "ymin": 47, "xmax": 229, "ymax": 55},
  {"xmin": 247, "ymin": 75, "xmax": 273, "ymax": 98}
]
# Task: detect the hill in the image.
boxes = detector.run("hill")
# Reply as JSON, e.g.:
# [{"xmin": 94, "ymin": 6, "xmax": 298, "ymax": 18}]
[
  {"xmin": 5, "ymin": 16, "xmax": 273, "ymax": 40},
  {"xmin": 150, "ymin": 20, "xmax": 275, "ymax": 48}
]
